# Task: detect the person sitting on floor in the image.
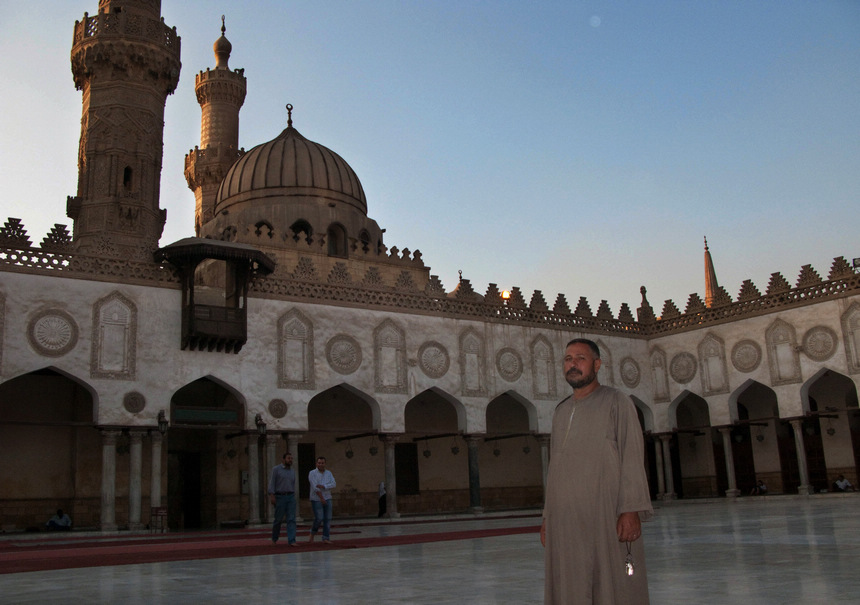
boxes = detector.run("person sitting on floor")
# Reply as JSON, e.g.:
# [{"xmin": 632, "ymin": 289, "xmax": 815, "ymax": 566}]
[
  {"xmin": 750, "ymin": 480, "xmax": 767, "ymax": 495},
  {"xmin": 46, "ymin": 509, "xmax": 72, "ymax": 531},
  {"xmin": 833, "ymin": 475, "xmax": 855, "ymax": 492}
]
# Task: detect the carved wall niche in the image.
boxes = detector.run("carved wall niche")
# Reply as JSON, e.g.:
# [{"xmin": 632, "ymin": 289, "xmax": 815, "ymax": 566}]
[
  {"xmin": 277, "ymin": 308, "xmax": 315, "ymax": 389},
  {"xmin": 531, "ymin": 334, "xmax": 557, "ymax": 400},
  {"xmin": 595, "ymin": 339, "xmax": 614, "ymax": 387},
  {"xmin": 374, "ymin": 319, "xmax": 407, "ymax": 394},
  {"xmin": 0, "ymin": 291, "xmax": 4, "ymax": 374},
  {"xmin": 91, "ymin": 291, "xmax": 137, "ymax": 380},
  {"xmin": 27, "ymin": 308, "xmax": 79, "ymax": 358},
  {"xmin": 459, "ymin": 328, "xmax": 487, "ymax": 398},
  {"xmin": 650, "ymin": 347, "xmax": 670, "ymax": 402},
  {"xmin": 766, "ymin": 319, "xmax": 801, "ymax": 386},
  {"xmin": 698, "ymin": 333, "xmax": 729, "ymax": 395},
  {"xmin": 840, "ymin": 303, "xmax": 860, "ymax": 374}
]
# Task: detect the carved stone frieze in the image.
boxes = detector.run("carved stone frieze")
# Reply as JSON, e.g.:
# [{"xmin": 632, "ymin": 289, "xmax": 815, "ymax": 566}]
[
  {"xmin": 731, "ymin": 339, "xmax": 762, "ymax": 373},
  {"xmin": 802, "ymin": 326, "xmax": 837, "ymax": 362},
  {"xmin": 595, "ymin": 339, "xmax": 614, "ymax": 387},
  {"xmin": 326, "ymin": 334, "xmax": 362, "ymax": 375},
  {"xmin": 27, "ymin": 309, "xmax": 79, "ymax": 357},
  {"xmin": 496, "ymin": 347, "xmax": 523, "ymax": 382},
  {"xmin": 418, "ymin": 341, "xmax": 450, "ymax": 379}
]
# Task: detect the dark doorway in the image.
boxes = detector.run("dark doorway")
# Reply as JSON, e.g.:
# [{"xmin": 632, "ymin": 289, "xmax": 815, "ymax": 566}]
[
  {"xmin": 168, "ymin": 450, "xmax": 201, "ymax": 530},
  {"xmin": 298, "ymin": 443, "xmax": 316, "ymax": 499},
  {"xmin": 395, "ymin": 442, "xmax": 419, "ymax": 495}
]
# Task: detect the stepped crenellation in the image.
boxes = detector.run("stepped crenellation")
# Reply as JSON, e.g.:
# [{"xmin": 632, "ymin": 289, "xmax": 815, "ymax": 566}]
[{"xmin": 2, "ymin": 216, "xmax": 858, "ymax": 336}]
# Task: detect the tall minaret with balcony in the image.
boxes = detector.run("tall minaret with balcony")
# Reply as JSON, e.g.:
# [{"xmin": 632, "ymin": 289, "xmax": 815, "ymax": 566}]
[
  {"xmin": 185, "ymin": 17, "xmax": 247, "ymax": 236},
  {"xmin": 67, "ymin": 0, "xmax": 181, "ymax": 259}
]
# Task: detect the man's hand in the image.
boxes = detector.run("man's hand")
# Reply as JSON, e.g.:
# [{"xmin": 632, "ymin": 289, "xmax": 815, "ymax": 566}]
[
  {"xmin": 616, "ymin": 511, "xmax": 642, "ymax": 542},
  {"xmin": 269, "ymin": 494, "xmax": 275, "ymax": 506},
  {"xmin": 540, "ymin": 518, "xmax": 546, "ymax": 547}
]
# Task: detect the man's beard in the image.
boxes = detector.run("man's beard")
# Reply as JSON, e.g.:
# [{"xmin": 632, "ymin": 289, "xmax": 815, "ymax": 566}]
[{"xmin": 566, "ymin": 368, "xmax": 596, "ymax": 389}]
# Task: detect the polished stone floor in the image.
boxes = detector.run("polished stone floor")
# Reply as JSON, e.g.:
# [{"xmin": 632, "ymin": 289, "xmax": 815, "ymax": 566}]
[{"xmin": 2, "ymin": 494, "xmax": 859, "ymax": 604}]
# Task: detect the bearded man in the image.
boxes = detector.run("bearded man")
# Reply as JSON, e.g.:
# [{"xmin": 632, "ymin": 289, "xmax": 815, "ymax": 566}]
[{"xmin": 541, "ymin": 338, "xmax": 653, "ymax": 604}]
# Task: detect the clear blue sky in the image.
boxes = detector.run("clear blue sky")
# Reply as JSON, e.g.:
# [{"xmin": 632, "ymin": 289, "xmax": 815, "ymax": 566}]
[{"xmin": 2, "ymin": 1, "xmax": 858, "ymax": 314}]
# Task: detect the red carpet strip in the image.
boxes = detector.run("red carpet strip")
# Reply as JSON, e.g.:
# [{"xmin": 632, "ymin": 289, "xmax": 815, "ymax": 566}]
[{"xmin": 0, "ymin": 525, "xmax": 539, "ymax": 575}]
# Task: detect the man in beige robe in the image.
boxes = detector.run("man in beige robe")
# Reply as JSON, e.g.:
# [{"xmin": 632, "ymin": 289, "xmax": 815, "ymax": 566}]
[{"xmin": 541, "ymin": 338, "xmax": 653, "ymax": 604}]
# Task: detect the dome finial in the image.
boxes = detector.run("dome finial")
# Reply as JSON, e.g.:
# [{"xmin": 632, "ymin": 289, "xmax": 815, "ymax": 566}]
[
  {"xmin": 213, "ymin": 15, "xmax": 232, "ymax": 68},
  {"xmin": 221, "ymin": 14, "xmax": 226, "ymax": 36},
  {"xmin": 286, "ymin": 103, "xmax": 293, "ymax": 128}
]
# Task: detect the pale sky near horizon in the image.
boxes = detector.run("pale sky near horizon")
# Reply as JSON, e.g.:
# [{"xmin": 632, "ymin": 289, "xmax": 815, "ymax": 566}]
[{"xmin": 1, "ymin": 1, "xmax": 858, "ymax": 315}]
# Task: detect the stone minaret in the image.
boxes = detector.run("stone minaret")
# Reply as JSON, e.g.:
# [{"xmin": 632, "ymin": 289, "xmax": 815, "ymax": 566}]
[
  {"xmin": 184, "ymin": 17, "xmax": 247, "ymax": 236},
  {"xmin": 704, "ymin": 236, "xmax": 720, "ymax": 308},
  {"xmin": 67, "ymin": 0, "xmax": 181, "ymax": 259}
]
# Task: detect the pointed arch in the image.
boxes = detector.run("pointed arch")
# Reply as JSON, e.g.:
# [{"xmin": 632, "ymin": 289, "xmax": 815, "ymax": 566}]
[{"xmin": 487, "ymin": 390, "xmax": 539, "ymax": 433}]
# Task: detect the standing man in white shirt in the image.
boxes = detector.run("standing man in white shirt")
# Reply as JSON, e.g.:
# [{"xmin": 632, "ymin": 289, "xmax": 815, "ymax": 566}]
[{"xmin": 308, "ymin": 456, "xmax": 336, "ymax": 543}]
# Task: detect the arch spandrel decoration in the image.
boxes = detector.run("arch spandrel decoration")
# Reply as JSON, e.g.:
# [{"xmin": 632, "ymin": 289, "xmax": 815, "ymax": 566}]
[
  {"xmin": 374, "ymin": 318, "xmax": 407, "ymax": 394},
  {"xmin": 91, "ymin": 290, "xmax": 137, "ymax": 380},
  {"xmin": 841, "ymin": 302, "xmax": 860, "ymax": 374},
  {"xmin": 278, "ymin": 308, "xmax": 315, "ymax": 389},
  {"xmin": 698, "ymin": 332, "xmax": 729, "ymax": 395},
  {"xmin": 459, "ymin": 328, "xmax": 487, "ymax": 398},
  {"xmin": 530, "ymin": 334, "xmax": 556, "ymax": 400},
  {"xmin": 766, "ymin": 318, "xmax": 801, "ymax": 386},
  {"xmin": 650, "ymin": 347, "xmax": 669, "ymax": 402}
]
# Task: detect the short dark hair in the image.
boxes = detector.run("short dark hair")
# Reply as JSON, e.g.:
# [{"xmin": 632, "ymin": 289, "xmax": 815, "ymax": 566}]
[
  {"xmin": 316, "ymin": 456, "xmax": 326, "ymax": 462},
  {"xmin": 566, "ymin": 338, "xmax": 600, "ymax": 359},
  {"xmin": 282, "ymin": 452, "xmax": 291, "ymax": 460}
]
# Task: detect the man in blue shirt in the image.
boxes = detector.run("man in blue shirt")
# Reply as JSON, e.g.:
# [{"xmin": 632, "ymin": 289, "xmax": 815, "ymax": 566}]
[
  {"xmin": 268, "ymin": 452, "xmax": 297, "ymax": 545},
  {"xmin": 308, "ymin": 456, "xmax": 336, "ymax": 543}
]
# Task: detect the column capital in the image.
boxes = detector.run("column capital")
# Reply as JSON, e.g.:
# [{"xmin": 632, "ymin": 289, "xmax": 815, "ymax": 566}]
[
  {"xmin": 379, "ymin": 433, "xmax": 405, "ymax": 444},
  {"xmin": 266, "ymin": 432, "xmax": 283, "ymax": 446},
  {"xmin": 100, "ymin": 428, "xmax": 122, "ymax": 444},
  {"xmin": 128, "ymin": 428, "xmax": 147, "ymax": 441}
]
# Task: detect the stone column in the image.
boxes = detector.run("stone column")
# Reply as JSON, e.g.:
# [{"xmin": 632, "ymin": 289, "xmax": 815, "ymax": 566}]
[
  {"xmin": 128, "ymin": 429, "xmax": 146, "ymax": 530},
  {"xmin": 265, "ymin": 433, "xmax": 281, "ymax": 523},
  {"xmin": 466, "ymin": 435, "xmax": 483, "ymax": 513},
  {"xmin": 100, "ymin": 429, "xmax": 121, "ymax": 531},
  {"xmin": 538, "ymin": 435, "xmax": 551, "ymax": 500},
  {"xmin": 789, "ymin": 419, "xmax": 815, "ymax": 495},
  {"xmin": 381, "ymin": 434, "xmax": 400, "ymax": 519},
  {"xmin": 150, "ymin": 431, "xmax": 163, "ymax": 508},
  {"xmin": 247, "ymin": 433, "xmax": 261, "ymax": 525},
  {"xmin": 659, "ymin": 434, "xmax": 676, "ymax": 500},
  {"xmin": 718, "ymin": 427, "xmax": 740, "ymax": 498},
  {"xmin": 653, "ymin": 437, "xmax": 666, "ymax": 498},
  {"xmin": 287, "ymin": 433, "xmax": 303, "ymax": 522}
]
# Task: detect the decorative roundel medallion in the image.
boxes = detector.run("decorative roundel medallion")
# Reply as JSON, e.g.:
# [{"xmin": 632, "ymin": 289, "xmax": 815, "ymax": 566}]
[
  {"xmin": 27, "ymin": 309, "xmax": 78, "ymax": 357},
  {"xmin": 802, "ymin": 326, "xmax": 837, "ymax": 362},
  {"xmin": 620, "ymin": 357, "xmax": 641, "ymax": 388},
  {"xmin": 268, "ymin": 399, "xmax": 288, "ymax": 419},
  {"xmin": 123, "ymin": 391, "xmax": 146, "ymax": 414},
  {"xmin": 326, "ymin": 334, "xmax": 362, "ymax": 375},
  {"xmin": 669, "ymin": 352, "xmax": 697, "ymax": 384},
  {"xmin": 496, "ymin": 347, "xmax": 523, "ymax": 382},
  {"xmin": 418, "ymin": 341, "xmax": 450, "ymax": 379},
  {"xmin": 731, "ymin": 340, "xmax": 761, "ymax": 373}
]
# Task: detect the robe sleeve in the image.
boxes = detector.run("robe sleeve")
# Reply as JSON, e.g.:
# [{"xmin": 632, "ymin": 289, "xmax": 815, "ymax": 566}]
[{"xmin": 614, "ymin": 391, "xmax": 654, "ymax": 521}]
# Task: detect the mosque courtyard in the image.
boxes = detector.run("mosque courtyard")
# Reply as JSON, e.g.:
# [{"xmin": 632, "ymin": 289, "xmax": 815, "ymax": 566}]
[{"xmin": 1, "ymin": 494, "xmax": 858, "ymax": 604}]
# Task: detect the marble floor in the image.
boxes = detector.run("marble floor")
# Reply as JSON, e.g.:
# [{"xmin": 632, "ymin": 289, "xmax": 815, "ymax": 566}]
[{"xmin": 2, "ymin": 495, "xmax": 859, "ymax": 604}]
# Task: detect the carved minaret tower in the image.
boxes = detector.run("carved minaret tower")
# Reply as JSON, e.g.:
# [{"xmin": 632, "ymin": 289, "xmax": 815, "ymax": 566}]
[
  {"xmin": 67, "ymin": 0, "xmax": 181, "ymax": 259},
  {"xmin": 184, "ymin": 17, "xmax": 247, "ymax": 236},
  {"xmin": 704, "ymin": 236, "xmax": 720, "ymax": 308}
]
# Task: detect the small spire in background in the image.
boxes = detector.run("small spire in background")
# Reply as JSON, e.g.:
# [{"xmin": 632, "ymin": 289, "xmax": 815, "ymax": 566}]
[
  {"xmin": 286, "ymin": 103, "xmax": 293, "ymax": 128},
  {"xmin": 704, "ymin": 236, "xmax": 720, "ymax": 308}
]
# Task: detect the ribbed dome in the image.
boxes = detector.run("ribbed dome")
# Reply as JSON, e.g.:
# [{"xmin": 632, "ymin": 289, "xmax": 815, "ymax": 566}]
[{"xmin": 215, "ymin": 125, "xmax": 367, "ymax": 215}]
